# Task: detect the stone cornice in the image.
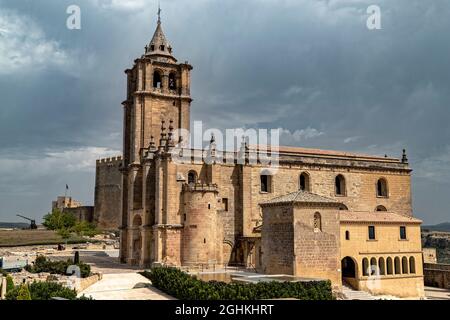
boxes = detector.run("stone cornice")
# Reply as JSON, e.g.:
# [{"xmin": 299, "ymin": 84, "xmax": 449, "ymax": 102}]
[
  {"xmin": 133, "ymin": 90, "xmax": 192, "ymax": 102},
  {"xmin": 340, "ymin": 220, "xmax": 421, "ymax": 225}
]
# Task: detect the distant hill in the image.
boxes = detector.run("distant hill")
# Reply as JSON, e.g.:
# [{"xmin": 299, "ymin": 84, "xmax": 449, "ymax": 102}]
[
  {"xmin": 0, "ymin": 222, "xmax": 30, "ymax": 229},
  {"xmin": 422, "ymin": 222, "xmax": 450, "ymax": 233}
]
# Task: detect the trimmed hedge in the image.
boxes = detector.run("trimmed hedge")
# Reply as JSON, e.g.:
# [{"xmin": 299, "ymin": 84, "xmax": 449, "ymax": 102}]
[
  {"xmin": 142, "ymin": 267, "xmax": 333, "ymax": 300},
  {"xmin": 6, "ymin": 281, "xmax": 78, "ymax": 300},
  {"xmin": 25, "ymin": 255, "xmax": 91, "ymax": 278}
]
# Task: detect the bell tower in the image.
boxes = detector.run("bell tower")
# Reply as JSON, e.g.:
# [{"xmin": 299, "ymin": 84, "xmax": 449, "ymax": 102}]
[
  {"xmin": 120, "ymin": 12, "xmax": 192, "ymax": 265},
  {"xmin": 122, "ymin": 12, "xmax": 193, "ymax": 166}
]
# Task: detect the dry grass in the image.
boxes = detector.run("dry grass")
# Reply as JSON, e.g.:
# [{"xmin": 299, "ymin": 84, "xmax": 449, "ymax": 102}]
[{"xmin": 0, "ymin": 230, "xmax": 87, "ymax": 247}]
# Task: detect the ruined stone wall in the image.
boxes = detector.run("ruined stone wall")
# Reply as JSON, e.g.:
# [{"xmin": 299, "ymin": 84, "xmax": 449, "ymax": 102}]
[
  {"xmin": 423, "ymin": 263, "xmax": 450, "ymax": 289},
  {"xmin": 423, "ymin": 247, "xmax": 438, "ymax": 264},
  {"xmin": 95, "ymin": 157, "xmax": 123, "ymax": 230}
]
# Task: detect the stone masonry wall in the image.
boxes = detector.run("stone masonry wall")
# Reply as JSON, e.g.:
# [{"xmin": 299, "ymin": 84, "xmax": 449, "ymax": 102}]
[
  {"xmin": 95, "ymin": 157, "xmax": 123, "ymax": 230},
  {"xmin": 293, "ymin": 206, "xmax": 341, "ymax": 286},
  {"xmin": 261, "ymin": 205, "xmax": 294, "ymax": 275}
]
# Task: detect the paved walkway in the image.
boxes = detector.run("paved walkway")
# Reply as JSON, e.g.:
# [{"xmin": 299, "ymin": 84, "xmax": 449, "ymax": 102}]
[
  {"xmin": 79, "ymin": 272, "xmax": 174, "ymax": 300},
  {"xmin": 425, "ymin": 286, "xmax": 450, "ymax": 300}
]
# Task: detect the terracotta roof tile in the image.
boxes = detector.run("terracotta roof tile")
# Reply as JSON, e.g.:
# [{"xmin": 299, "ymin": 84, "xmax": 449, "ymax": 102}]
[
  {"xmin": 250, "ymin": 145, "xmax": 401, "ymax": 163},
  {"xmin": 260, "ymin": 190, "xmax": 340, "ymax": 206}
]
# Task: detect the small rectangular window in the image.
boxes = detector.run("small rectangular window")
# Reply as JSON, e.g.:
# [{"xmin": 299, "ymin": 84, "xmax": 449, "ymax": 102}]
[
  {"xmin": 260, "ymin": 175, "xmax": 270, "ymax": 193},
  {"xmin": 400, "ymin": 226, "xmax": 407, "ymax": 240},
  {"xmin": 222, "ymin": 198, "xmax": 229, "ymax": 211},
  {"xmin": 368, "ymin": 226, "xmax": 376, "ymax": 240}
]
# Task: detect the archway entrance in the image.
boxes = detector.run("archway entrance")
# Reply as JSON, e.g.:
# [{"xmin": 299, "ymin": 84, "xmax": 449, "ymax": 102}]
[
  {"xmin": 341, "ymin": 256, "xmax": 358, "ymax": 289},
  {"xmin": 342, "ymin": 257, "xmax": 356, "ymax": 278}
]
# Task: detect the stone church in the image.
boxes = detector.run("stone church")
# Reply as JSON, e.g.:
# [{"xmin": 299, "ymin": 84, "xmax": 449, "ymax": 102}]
[{"xmin": 96, "ymin": 15, "xmax": 425, "ymax": 298}]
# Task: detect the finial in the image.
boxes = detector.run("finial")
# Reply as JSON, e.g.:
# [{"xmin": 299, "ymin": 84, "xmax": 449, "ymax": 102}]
[
  {"xmin": 167, "ymin": 120, "xmax": 175, "ymax": 147},
  {"xmin": 157, "ymin": 1, "xmax": 161, "ymax": 23},
  {"xmin": 210, "ymin": 133, "xmax": 216, "ymax": 144},
  {"xmin": 401, "ymin": 149, "xmax": 408, "ymax": 163}
]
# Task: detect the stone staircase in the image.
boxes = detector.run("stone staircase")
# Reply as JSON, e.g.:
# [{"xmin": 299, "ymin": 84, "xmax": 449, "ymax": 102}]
[{"xmin": 342, "ymin": 285, "xmax": 377, "ymax": 300}]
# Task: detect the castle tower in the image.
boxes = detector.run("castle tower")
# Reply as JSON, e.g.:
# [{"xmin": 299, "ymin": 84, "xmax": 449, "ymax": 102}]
[{"xmin": 120, "ymin": 12, "xmax": 193, "ymax": 265}]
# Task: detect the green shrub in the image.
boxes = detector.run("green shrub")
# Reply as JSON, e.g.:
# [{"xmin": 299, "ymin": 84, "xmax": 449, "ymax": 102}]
[
  {"xmin": 141, "ymin": 267, "xmax": 333, "ymax": 300},
  {"xmin": 6, "ymin": 281, "xmax": 79, "ymax": 300},
  {"xmin": 17, "ymin": 284, "xmax": 32, "ymax": 300},
  {"xmin": 6, "ymin": 275, "xmax": 15, "ymax": 292},
  {"xmin": 25, "ymin": 255, "xmax": 91, "ymax": 278}
]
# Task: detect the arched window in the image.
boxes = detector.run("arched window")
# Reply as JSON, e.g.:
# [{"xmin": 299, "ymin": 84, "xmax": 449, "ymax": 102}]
[
  {"xmin": 370, "ymin": 258, "xmax": 378, "ymax": 275},
  {"xmin": 394, "ymin": 257, "xmax": 401, "ymax": 274},
  {"xmin": 345, "ymin": 230, "xmax": 350, "ymax": 240},
  {"xmin": 378, "ymin": 257, "xmax": 386, "ymax": 275},
  {"xmin": 335, "ymin": 174, "xmax": 346, "ymax": 196},
  {"xmin": 377, "ymin": 178, "xmax": 388, "ymax": 197},
  {"xmin": 169, "ymin": 72, "xmax": 177, "ymax": 90},
  {"xmin": 188, "ymin": 170, "xmax": 197, "ymax": 185},
  {"xmin": 339, "ymin": 204, "xmax": 349, "ymax": 211},
  {"xmin": 402, "ymin": 256, "xmax": 409, "ymax": 274},
  {"xmin": 386, "ymin": 257, "xmax": 393, "ymax": 275},
  {"xmin": 362, "ymin": 258, "xmax": 369, "ymax": 276},
  {"xmin": 409, "ymin": 257, "xmax": 416, "ymax": 274},
  {"xmin": 153, "ymin": 70, "xmax": 162, "ymax": 88},
  {"xmin": 314, "ymin": 212, "xmax": 322, "ymax": 232},
  {"xmin": 375, "ymin": 205, "xmax": 387, "ymax": 212},
  {"xmin": 299, "ymin": 172, "xmax": 310, "ymax": 191}
]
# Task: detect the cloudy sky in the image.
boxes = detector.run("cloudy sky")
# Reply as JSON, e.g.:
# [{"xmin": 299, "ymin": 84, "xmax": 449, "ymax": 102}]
[{"xmin": 0, "ymin": 0, "xmax": 449, "ymax": 224}]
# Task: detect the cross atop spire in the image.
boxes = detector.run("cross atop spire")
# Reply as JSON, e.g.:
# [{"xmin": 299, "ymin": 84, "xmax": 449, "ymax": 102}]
[{"xmin": 157, "ymin": 1, "xmax": 161, "ymax": 23}]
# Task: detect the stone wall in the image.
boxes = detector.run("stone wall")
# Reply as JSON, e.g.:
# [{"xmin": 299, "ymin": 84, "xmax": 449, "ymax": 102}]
[
  {"xmin": 293, "ymin": 206, "xmax": 341, "ymax": 286},
  {"xmin": 424, "ymin": 263, "xmax": 450, "ymax": 289},
  {"xmin": 261, "ymin": 205, "xmax": 294, "ymax": 275},
  {"xmin": 95, "ymin": 157, "xmax": 123, "ymax": 230},
  {"xmin": 64, "ymin": 206, "xmax": 94, "ymax": 223}
]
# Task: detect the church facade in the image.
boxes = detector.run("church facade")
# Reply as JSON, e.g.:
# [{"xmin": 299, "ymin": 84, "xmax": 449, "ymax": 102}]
[{"xmin": 105, "ymin": 16, "xmax": 424, "ymax": 298}]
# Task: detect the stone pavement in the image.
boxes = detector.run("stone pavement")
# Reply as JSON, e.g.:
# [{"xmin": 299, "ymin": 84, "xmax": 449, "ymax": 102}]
[
  {"xmin": 79, "ymin": 272, "xmax": 174, "ymax": 300},
  {"xmin": 424, "ymin": 286, "xmax": 450, "ymax": 300}
]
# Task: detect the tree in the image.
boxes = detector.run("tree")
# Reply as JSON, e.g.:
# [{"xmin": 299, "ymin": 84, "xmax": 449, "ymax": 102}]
[
  {"xmin": 43, "ymin": 209, "xmax": 76, "ymax": 231},
  {"xmin": 17, "ymin": 284, "xmax": 31, "ymax": 300}
]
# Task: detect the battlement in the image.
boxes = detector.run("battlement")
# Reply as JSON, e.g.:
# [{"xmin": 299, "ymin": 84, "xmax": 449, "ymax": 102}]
[{"xmin": 96, "ymin": 156, "xmax": 123, "ymax": 165}]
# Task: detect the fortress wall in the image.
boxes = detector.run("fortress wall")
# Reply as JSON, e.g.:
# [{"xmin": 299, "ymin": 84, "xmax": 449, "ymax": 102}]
[{"xmin": 95, "ymin": 156, "xmax": 123, "ymax": 230}]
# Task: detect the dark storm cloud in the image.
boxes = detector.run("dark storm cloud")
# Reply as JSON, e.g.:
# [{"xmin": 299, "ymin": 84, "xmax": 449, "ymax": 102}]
[{"xmin": 0, "ymin": 0, "xmax": 449, "ymax": 223}]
